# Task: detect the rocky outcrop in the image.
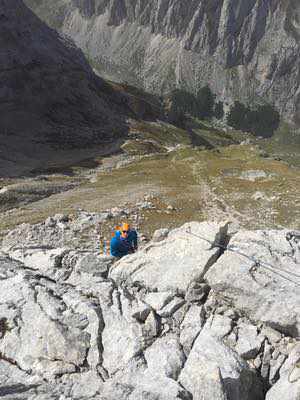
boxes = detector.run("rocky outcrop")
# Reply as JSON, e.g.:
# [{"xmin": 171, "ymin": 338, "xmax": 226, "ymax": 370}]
[
  {"xmin": 1, "ymin": 218, "xmax": 299, "ymax": 399},
  {"xmin": 109, "ymin": 221, "xmax": 229, "ymax": 292},
  {"xmin": 26, "ymin": 0, "xmax": 300, "ymax": 126},
  {"xmin": 266, "ymin": 344, "xmax": 300, "ymax": 400},
  {"xmin": 0, "ymin": 0, "xmax": 131, "ymax": 177},
  {"xmin": 205, "ymin": 229, "xmax": 300, "ymax": 337}
]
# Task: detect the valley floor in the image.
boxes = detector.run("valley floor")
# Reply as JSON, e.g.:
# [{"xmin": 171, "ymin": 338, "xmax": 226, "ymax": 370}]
[{"xmin": 0, "ymin": 130, "xmax": 299, "ymax": 242}]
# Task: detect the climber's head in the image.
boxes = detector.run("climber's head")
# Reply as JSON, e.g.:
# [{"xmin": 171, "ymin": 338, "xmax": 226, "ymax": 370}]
[{"xmin": 121, "ymin": 222, "xmax": 130, "ymax": 238}]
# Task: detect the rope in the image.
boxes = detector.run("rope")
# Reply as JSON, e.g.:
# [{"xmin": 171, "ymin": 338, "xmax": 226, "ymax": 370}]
[{"xmin": 185, "ymin": 228, "xmax": 300, "ymax": 288}]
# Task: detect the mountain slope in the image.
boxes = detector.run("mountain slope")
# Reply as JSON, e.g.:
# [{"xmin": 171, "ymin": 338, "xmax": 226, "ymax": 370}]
[
  {"xmin": 25, "ymin": 0, "xmax": 300, "ymax": 126},
  {"xmin": 0, "ymin": 0, "xmax": 132, "ymax": 177}
]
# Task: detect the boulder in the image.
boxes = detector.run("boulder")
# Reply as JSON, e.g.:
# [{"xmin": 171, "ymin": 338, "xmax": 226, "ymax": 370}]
[
  {"xmin": 235, "ymin": 322, "xmax": 265, "ymax": 359},
  {"xmin": 102, "ymin": 371, "xmax": 191, "ymax": 400},
  {"xmin": 266, "ymin": 344, "xmax": 300, "ymax": 399},
  {"xmin": 144, "ymin": 291, "xmax": 174, "ymax": 311},
  {"xmin": 0, "ymin": 253, "xmax": 24, "ymax": 278},
  {"xmin": 101, "ymin": 316, "xmax": 141, "ymax": 375},
  {"xmin": 157, "ymin": 297, "xmax": 185, "ymax": 318},
  {"xmin": 185, "ymin": 281, "xmax": 210, "ymax": 303},
  {"xmin": 129, "ymin": 373, "xmax": 192, "ymax": 400},
  {"xmin": 205, "ymin": 315, "xmax": 233, "ymax": 340},
  {"xmin": 131, "ymin": 303, "xmax": 151, "ymax": 323},
  {"xmin": 144, "ymin": 334, "xmax": 185, "ymax": 379},
  {"xmin": 0, "ymin": 360, "xmax": 46, "ymax": 399},
  {"xmin": 261, "ymin": 326, "xmax": 282, "ymax": 344},
  {"xmin": 66, "ymin": 253, "xmax": 115, "ymax": 285},
  {"xmin": 75, "ymin": 254, "xmax": 114, "ymax": 276},
  {"xmin": 179, "ymin": 324, "xmax": 264, "ymax": 400},
  {"xmin": 269, "ymin": 354, "xmax": 287, "ymax": 385},
  {"xmin": 0, "ymin": 359, "xmax": 41, "ymax": 386},
  {"xmin": 63, "ymin": 371, "xmax": 103, "ymax": 399},
  {"xmin": 205, "ymin": 230, "xmax": 300, "ymax": 337},
  {"xmin": 110, "ymin": 221, "xmax": 229, "ymax": 292},
  {"xmin": 5, "ymin": 247, "xmax": 68, "ymax": 279},
  {"xmin": 180, "ymin": 305, "xmax": 205, "ymax": 354},
  {"xmin": 266, "ymin": 373, "xmax": 300, "ymax": 400},
  {"xmin": 152, "ymin": 228, "xmax": 169, "ymax": 242}
]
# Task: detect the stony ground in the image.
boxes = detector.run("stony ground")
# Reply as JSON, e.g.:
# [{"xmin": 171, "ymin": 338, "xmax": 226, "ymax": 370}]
[{"xmin": 0, "ymin": 218, "xmax": 299, "ymax": 400}]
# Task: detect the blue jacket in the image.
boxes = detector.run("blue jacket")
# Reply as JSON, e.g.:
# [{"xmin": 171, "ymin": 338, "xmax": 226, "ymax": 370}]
[{"xmin": 110, "ymin": 231, "xmax": 132, "ymax": 258}]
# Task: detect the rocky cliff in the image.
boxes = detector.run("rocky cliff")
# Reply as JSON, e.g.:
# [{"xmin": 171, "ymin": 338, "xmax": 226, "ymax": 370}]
[
  {"xmin": 0, "ymin": 0, "xmax": 133, "ymax": 177},
  {"xmin": 1, "ymin": 216, "xmax": 299, "ymax": 399},
  {"xmin": 25, "ymin": 0, "xmax": 300, "ymax": 127}
]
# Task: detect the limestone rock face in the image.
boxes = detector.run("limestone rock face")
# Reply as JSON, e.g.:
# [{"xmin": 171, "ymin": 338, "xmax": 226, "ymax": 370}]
[
  {"xmin": 0, "ymin": 259, "xmax": 92, "ymax": 378},
  {"xmin": 266, "ymin": 344, "xmax": 300, "ymax": 400},
  {"xmin": 1, "ymin": 218, "xmax": 299, "ymax": 399},
  {"xmin": 0, "ymin": 0, "xmax": 129, "ymax": 176},
  {"xmin": 205, "ymin": 229, "xmax": 300, "ymax": 337},
  {"xmin": 26, "ymin": 0, "xmax": 300, "ymax": 125}
]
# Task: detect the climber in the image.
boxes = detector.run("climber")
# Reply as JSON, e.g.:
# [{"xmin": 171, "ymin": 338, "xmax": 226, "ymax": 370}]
[
  {"xmin": 120, "ymin": 222, "xmax": 138, "ymax": 252},
  {"xmin": 110, "ymin": 230, "xmax": 129, "ymax": 258},
  {"xmin": 110, "ymin": 223, "xmax": 138, "ymax": 258}
]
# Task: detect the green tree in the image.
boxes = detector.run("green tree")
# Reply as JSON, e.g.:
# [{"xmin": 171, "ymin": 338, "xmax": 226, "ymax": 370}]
[
  {"xmin": 227, "ymin": 101, "xmax": 280, "ymax": 137},
  {"xmin": 226, "ymin": 101, "xmax": 248, "ymax": 130},
  {"xmin": 167, "ymin": 107, "xmax": 186, "ymax": 127},
  {"xmin": 196, "ymin": 85, "xmax": 215, "ymax": 119},
  {"xmin": 165, "ymin": 89, "xmax": 197, "ymax": 126},
  {"xmin": 251, "ymin": 105, "xmax": 280, "ymax": 137},
  {"xmin": 214, "ymin": 101, "xmax": 224, "ymax": 119},
  {"xmin": 165, "ymin": 86, "xmax": 221, "ymax": 125}
]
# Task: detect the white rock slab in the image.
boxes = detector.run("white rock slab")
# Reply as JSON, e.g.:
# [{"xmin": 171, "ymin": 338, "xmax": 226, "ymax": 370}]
[
  {"xmin": 110, "ymin": 221, "xmax": 228, "ymax": 292},
  {"xmin": 205, "ymin": 230, "xmax": 300, "ymax": 337}
]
